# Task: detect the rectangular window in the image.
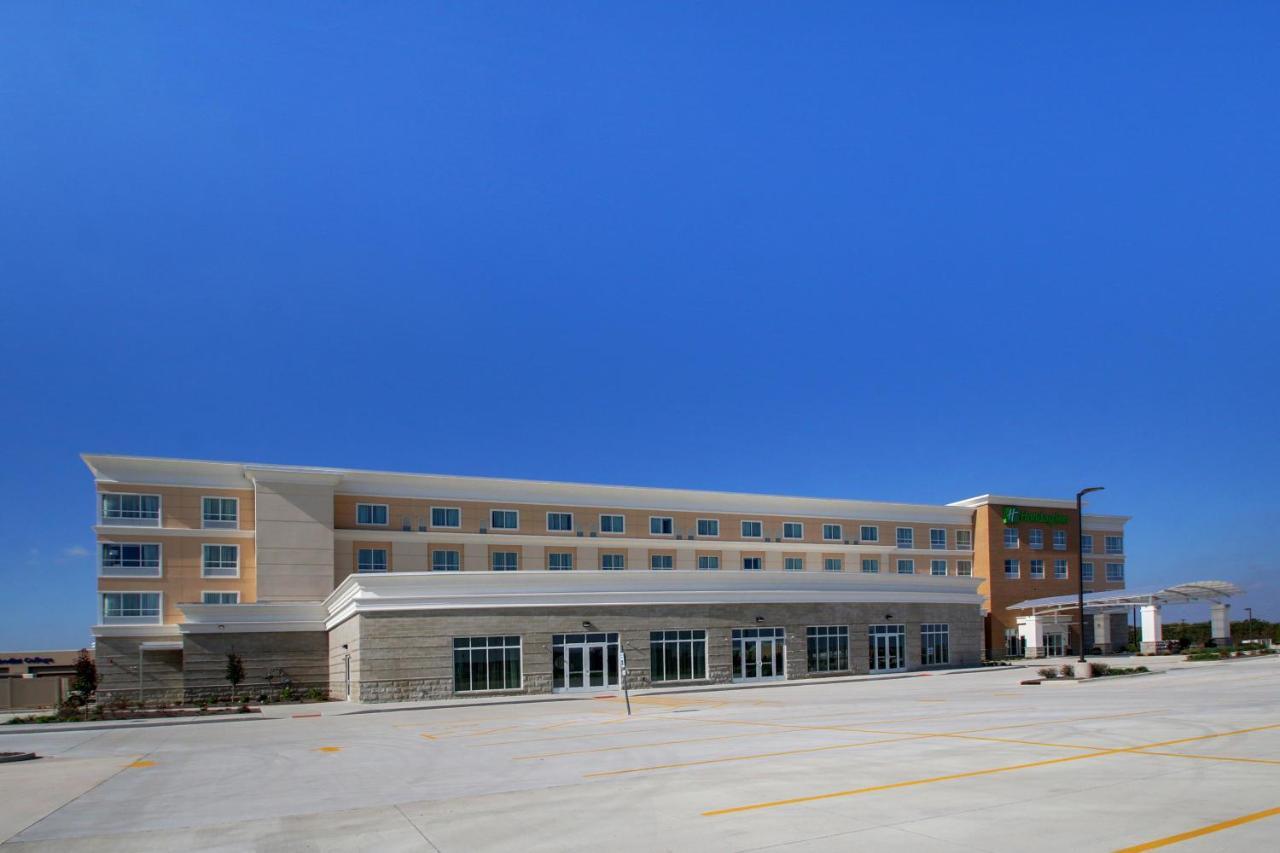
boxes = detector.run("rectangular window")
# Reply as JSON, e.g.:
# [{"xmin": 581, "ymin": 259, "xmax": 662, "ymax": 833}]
[
  {"xmin": 490, "ymin": 509, "xmax": 519, "ymax": 530},
  {"xmin": 1004, "ymin": 527, "xmax": 1019, "ymax": 549},
  {"xmin": 956, "ymin": 560, "xmax": 972, "ymax": 577},
  {"xmin": 547, "ymin": 552, "xmax": 573, "ymax": 571},
  {"xmin": 1030, "ymin": 559, "xmax": 1045, "ymax": 579},
  {"xmin": 202, "ymin": 591, "xmax": 239, "ymax": 604},
  {"xmin": 357, "ymin": 548, "xmax": 387, "ymax": 573},
  {"xmin": 956, "ymin": 530, "xmax": 972, "ymax": 550},
  {"xmin": 806, "ymin": 626, "xmax": 850, "ymax": 673},
  {"xmin": 547, "ymin": 512, "xmax": 574, "ymax": 532},
  {"xmin": 1081, "ymin": 534, "xmax": 1094, "ymax": 554},
  {"xmin": 650, "ymin": 516, "xmax": 673, "ymax": 536},
  {"xmin": 1105, "ymin": 536, "xmax": 1124, "ymax": 555},
  {"xmin": 822, "ymin": 523, "xmax": 842, "ymax": 541},
  {"xmin": 897, "ymin": 558, "xmax": 914, "ymax": 575},
  {"xmin": 697, "ymin": 555, "xmax": 720, "ymax": 570},
  {"xmin": 600, "ymin": 514, "xmax": 625, "ymax": 534},
  {"xmin": 742, "ymin": 556, "xmax": 762, "ymax": 571},
  {"xmin": 201, "ymin": 497, "xmax": 238, "ymax": 529},
  {"xmin": 861, "ymin": 558, "xmax": 879, "ymax": 574},
  {"xmin": 1053, "ymin": 530, "xmax": 1067, "ymax": 551},
  {"xmin": 649, "ymin": 630, "xmax": 707, "ymax": 682},
  {"xmin": 1029, "ymin": 529, "xmax": 1044, "ymax": 549},
  {"xmin": 453, "ymin": 635, "xmax": 522, "ymax": 692},
  {"xmin": 741, "ymin": 520, "xmax": 763, "ymax": 538},
  {"xmin": 100, "ymin": 543, "xmax": 161, "ymax": 577},
  {"xmin": 101, "ymin": 493, "xmax": 160, "ymax": 526},
  {"xmin": 431, "ymin": 507, "xmax": 461, "ymax": 528},
  {"xmin": 1106, "ymin": 562, "xmax": 1125, "ymax": 581},
  {"xmin": 930, "ymin": 529, "xmax": 947, "ymax": 550},
  {"xmin": 921, "ymin": 624, "xmax": 950, "ymax": 665},
  {"xmin": 601, "ymin": 553, "xmax": 625, "ymax": 571},
  {"xmin": 860, "ymin": 525, "xmax": 879, "ymax": 543},
  {"xmin": 101, "ymin": 591, "xmax": 161, "ymax": 624},
  {"xmin": 696, "ymin": 518, "xmax": 720, "ymax": 537},
  {"xmin": 896, "ymin": 527, "xmax": 914, "ymax": 548},
  {"xmin": 1004, "ymin": 558, "xmax": 1020, "ymax": 578},
  {"xmin": 785, "ymin": 557, "xmax": 805, "ymax": 572},
  {"xmin": 432, "ymin": 549, "xmax": 461, "ymax": 571},
  {"xmin": 650, "ymin": 554, "xmax": 674, "ymax": 570},
  {"xmin": 931, "ymin": 559, "xmax": 947, "ymax": 576},
  {"xmin": 1083, "ymin": 561, "xmax": 1095, "ymax": 582},
  {"xmin": 783, "ymin": 522, "xmax": 804, "ymax": 539},
  {"xmin": 823, "ymin": 557, "xmax": 843, "ymax": 572},
  {"xmin": 356, "ymin": 503, "xmax": 388, "ymax": 526},
  {"xmin": 1054, "ymin": 559, "xmax": 1068, "ymax": 579},
  {"xmin": 492, "ymin": 551, "xmax": 518, "ymax": 571},
  {"xmin": 201, "ymin": 544, "xmax": 239, "ymax": 578}
]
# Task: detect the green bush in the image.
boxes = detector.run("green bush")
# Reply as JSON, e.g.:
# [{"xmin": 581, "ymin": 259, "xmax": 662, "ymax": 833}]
[
  {"xmin": 1059, "ymin": 664, "xmax": 1075, "ymax": 678},
  {"xmin": 1091, "ymin": 662, "xmax": 1111, "ymax": 676},
  {"xmin": 1037, "ymin": 667, "xmax": 1058, "ymax": 679}
]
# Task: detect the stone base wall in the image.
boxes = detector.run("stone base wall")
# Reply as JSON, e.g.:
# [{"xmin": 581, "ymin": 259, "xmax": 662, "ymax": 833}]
[
  {"xmin": 340, "ymin": 601, "xmax": 982, "ymax": 702},
  {"xmin": 183, "ymin": 631, "xmax": 329, "ymax": 702},
  {"xmin": 95, "ymin": 636, "xmax": 185, "ymax": 703}
]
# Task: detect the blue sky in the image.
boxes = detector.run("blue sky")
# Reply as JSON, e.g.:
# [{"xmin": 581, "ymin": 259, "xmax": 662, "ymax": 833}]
[{"xmin": 1, "ymin": 3, "xmax": 1277, "ymax": 648}]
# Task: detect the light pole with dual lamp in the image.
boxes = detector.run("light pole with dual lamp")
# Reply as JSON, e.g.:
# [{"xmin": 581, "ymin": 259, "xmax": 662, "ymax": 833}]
[{"xmin": 1076, "ymin": 486, "xmax": 1105, "ymax": 663}]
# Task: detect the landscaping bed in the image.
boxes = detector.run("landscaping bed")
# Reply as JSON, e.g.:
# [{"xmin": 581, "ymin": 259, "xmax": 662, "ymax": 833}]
[{"xmin": 1021, "ymin": 662, "xmax": 1151, "ymax": 685}]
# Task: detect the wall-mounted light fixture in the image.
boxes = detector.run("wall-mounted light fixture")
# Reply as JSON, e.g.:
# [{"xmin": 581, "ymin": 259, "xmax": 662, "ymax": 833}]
[
  {"xmin": 755, "ymin": 616, "xmax": 765, "ymax": 624},
  {"xmin": 582, "ymin": 620, "xmax": 594, "ymax": 630}
]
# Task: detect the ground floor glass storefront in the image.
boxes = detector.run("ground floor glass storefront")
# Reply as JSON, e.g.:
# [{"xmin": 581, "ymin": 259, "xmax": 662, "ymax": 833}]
[
  {"xmin": 649, "ymin": 630, "xmax": 708, "ymax": 682},
  {"xmin": 551, "ymin": 632, "xmax": 620, "ymax": 692},
  {"xmin": 731, "ymin": 627, "xmax": 786, "ymax": 681}
]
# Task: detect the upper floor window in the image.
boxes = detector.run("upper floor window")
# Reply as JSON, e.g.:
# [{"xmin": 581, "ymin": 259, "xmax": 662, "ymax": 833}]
[
  {"xmin": 1054, "ymin": 559, "xmax": 1068, "ymax": 579},
  {"xmin": 600, "ymin": 514, "xmax": 626, "ymax": 534},
  {"xmin": 431, "ymin": 507, "xmax": 461, "ymax": 528},
  {"xmin": 823, "ymin": 558, "xmax": 843, "ymax": 572},
  {"xmin": 742, "ymin": 556, "xmax": 762, "ymax": 571},
  {"xmin": 1003, "ymin": 527, "xmax": 1019, "ymax": 549},
  {"xmin": 101, "ymin": 493, "xmax": 160, "ymax": 526},
  {"xmin": 547, "ymin": 512, "xmax": 574, "ymax": 532},
  {"xmin": 930, "ymin": 529, "xmax": 947, "ymax": 550},
  {"xmin": 783, "ymin": 522, "xmax": 804, "ymax": 539},
  {"xmin": 650, "ymin": 554, "xmax": 674, "ymax": 570},
  {"xmin": 956, "ymin": 530, "xmax": 972, "ymax": 550},
  {"xmin": 956, "ymin": 560, "xmax": 972, "ymax": 577},
  {"xmin": 1106, "ymin": 562, "xmax": 1125, "ymax": 581},
  {"xmin": 1028, "ymin": 529, "xmax": 1044, "ymax": 549},
  {"xmin": 822, "ymin": 524, "xmax": 842, "ymax": 541},
  {"xmin": 860, "ymin": 525, "xmax": 879, "ymax": 543},
  {"xmin": 1082, "ymin": 561, "xmax": 1095, "ymax": 582},
  {"xmin": 897, "ymin": 559, "xmax": 915, "ymax": 575},
  {"xmin": 931, "ymin": 559, "xmax": 947, "ymax": 576},
  {"xmin": 202, "ymin": 591, "xmax": 239, "ymax": 605},
  {"xmin": 101, "ymin": 591, "xmax": 161, "ymax": 625},
  {"xmin": 896, "ymin": 528, "xmax": 914, "ymax": 548},
  {"xmin": 357, "ymin": 503, "xmax": 388, "ymax": 526},
  {"xmin": 548, "ymin": 552, "xmax": 573, "ymax": 571},
  {"xmin": 861, "ymin": 558, "xmax": 879, "ymax": 573},
  {"xmin": 1105, "ymin": 536, "xmax": 1124, "ymax": 555},
  {"xmin": 786, "ymin": 557, "xmax": 806, "ymax": 572},
  {"xmin": 490, "ymin": 509, "xmax": 519, "ymax": 530},
  {"xmin": 741, "ymin": 520, "xmax": 763, "ymax": 539},
  {"xmin": 1004, "ymin": 559, "xmax": 1020, "ymax": 578},
  {"xmin": 697, "ymin": 555, "xmax": 719, "ymax": 570},
  {"xmin": 357, "ymin": 548, "xmax": 387, "ymax": 573},
  {"xmin": 650, "ymin": 516, "xmax": 674, "ymax": 536},
  {"xmin": 202, "ymin": 544, "xmax": 239, "ymax": 578},
  {"xmin": 1029, "ymin": 559, "xmax": 1045, "ymax": 578},
  {"xmin": 1052, "ymin": 530, "xmax": 1067, "ymax": 551},
  {"xmin": 432, "ymin": 549, "xmax": 461, "ymax": 571},
  {"xmin": 1081, "ymin": 534, "xmax": 1094, "ymax": 554},
  {"xmin": 601, "ymin": 553, "xmax": 626, "ymax": 570},
  {"xmin": 697, "ymin": 518, "xmax": 720, "ymax": 537},
  {"xmin": 492, "ymin": 551, "xmax": 518, "ymax": 571},
  {"xmin": 100, "ymin": 543, "xmax": 161, "ymax": 577},
  {"xmin": 202, "ymin": 497, "xmax": 238, "ymax": 529}
]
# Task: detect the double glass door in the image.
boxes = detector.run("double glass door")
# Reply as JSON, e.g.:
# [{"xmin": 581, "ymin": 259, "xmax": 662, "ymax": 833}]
[
  {"xmin": 869, "ymin": 624, "xmax": 906, "ymax": 672},
  {"xmin": 1043, "ymin": 632, "xmax": 1066, "ymax": 657},
  {"xmin": 552, "ymin": 632, "xmax": 620, "ymax": 692},
  {"xmin": 732, "ymin": 627, "xmax": 786, "ymax": 681}
]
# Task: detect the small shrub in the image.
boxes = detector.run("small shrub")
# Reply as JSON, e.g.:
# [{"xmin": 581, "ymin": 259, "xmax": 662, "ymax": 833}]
[
  {"xmin": 1091, "ymin": 662, "xmax": 1111, "ymax": 676},
  {"xmin": 279, "ymin": 686, "xmax": 296, "ymax": 702},
  {"xmin": 1136, "ymin": 666, "xmax": 1149, "ymax": 672},
  {"xmin": 1037, "ymin": 667, "xmax": 1058, "ymax": 679},
  {"xmin": 305, "ymin": 687, "xmax": 325, "ymax": 702},
  {"xmin": 1059, "ymin": 664, "xmax": 1075, "ymax": 678}
]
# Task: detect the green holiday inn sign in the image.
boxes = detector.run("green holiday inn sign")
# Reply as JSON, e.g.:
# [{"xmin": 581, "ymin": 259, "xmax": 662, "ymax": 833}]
[{"xmin": 1001, "ymin": 506, "xmax": 1070, "ymax": 526}]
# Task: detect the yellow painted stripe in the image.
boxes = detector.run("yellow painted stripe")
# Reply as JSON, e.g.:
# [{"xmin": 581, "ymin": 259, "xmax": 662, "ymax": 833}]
[
  {"xmin": 1113, "ymin": 805, "xmax": 1280, "ymax": 852},
  {"xmin": 127, "ymin": 760, "xmax": 155, "ymax": 768},
  {"xmin": 1135, "ymin": 751, "xmax": 1280, "ymax": 766}
]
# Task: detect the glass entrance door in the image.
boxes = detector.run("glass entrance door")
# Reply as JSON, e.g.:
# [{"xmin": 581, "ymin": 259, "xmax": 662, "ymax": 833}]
[
  {"xmin": 552, "ymin": 632, "xmax": 620, "ymax": 692},
  {"xmin": 732, "ymin": 627, "xmax": 786, "ymax": 681},
  {"xmin": 869, "ymin": 624, "xmax": 906, "ymax": 672},
  {"xmin": 1043, "ymin": 632, "xmax": 1066, "ymax": 657}
]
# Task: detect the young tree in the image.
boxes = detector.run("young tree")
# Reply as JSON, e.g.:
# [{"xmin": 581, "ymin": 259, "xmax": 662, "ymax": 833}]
[
  {"xmin": 71, "ymin": 648, "xmax": 98, "ymax": 699},
  {"xmin": 225, "ymin": 651, "xmax": 245, "ymax": 697}
]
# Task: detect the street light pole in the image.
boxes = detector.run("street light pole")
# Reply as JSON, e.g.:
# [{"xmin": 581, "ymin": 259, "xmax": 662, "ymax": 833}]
[{"xmin": 1077, "ymin": 486, "xmax": 1105, "ymax": 663}]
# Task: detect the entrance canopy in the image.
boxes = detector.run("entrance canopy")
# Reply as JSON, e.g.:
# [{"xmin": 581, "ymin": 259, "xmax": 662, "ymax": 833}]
[{"xmin": 1008, "ymin": 580, "xmax": 1241, "ymax": 616}]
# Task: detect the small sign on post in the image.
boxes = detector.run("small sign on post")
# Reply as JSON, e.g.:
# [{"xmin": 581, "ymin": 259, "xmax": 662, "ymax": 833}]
[{"xmin": 619, "ymin": 648, "xmax": 631, "ymax": 716}]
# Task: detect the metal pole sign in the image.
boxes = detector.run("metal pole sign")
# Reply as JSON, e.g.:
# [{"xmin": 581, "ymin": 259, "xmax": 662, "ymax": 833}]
[{"xmin": 619, "ymin": 647, "xmax": 631, "ymax": 716}]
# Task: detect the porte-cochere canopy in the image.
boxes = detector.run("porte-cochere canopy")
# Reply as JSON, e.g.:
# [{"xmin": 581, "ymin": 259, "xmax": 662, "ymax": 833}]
[{"xmin": 1008, "ymin": 580, "xmax": 1241, "ymax": 616}]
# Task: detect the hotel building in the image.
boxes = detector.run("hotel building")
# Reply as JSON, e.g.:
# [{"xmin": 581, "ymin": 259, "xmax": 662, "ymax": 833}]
[{"xmin": 84, "ymin": 455, "xmax": 1129, "ymax": 702}]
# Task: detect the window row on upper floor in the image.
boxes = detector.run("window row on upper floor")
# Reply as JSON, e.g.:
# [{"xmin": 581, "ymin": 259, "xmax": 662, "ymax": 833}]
[
  {"xmin": 354, "ymin": 503, "xmax": 974, "ymax": 549},
  {"xmin": 1001, "ymin": 559, "xmax": 1124, "ymax": 582},
  {"xmin": 100, "ymin": 493, "xmax": 240, "ymax": 529},
  {"xmin": 97, "ymin": 541, "xmax": 243, "ymax": 578},
  {"xmin": 1001, "ymin": 529, "xmax": 1123, "ymax": 554}
]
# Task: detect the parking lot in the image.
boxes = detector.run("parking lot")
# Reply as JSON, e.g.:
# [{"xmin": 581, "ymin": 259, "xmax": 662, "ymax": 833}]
[{"xmin": 1, "ymin": 655, "xmax": 1277, "ymax": 852}]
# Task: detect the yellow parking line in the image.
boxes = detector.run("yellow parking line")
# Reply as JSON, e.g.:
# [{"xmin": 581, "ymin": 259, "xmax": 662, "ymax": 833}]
[
  {"xmin": 702, "ymin": 722, "xmax": 1280, "ymax": 816},
  {"xmin": 1113, "ymin": 805, "xmax": 1280, "ymax": 852},
  {"xmin": 1135, "ymin": 751, "xmax": 1280, "ymax": 766},
  {"xmin": 127, "ymin": 760, "xmax": 156, "ymax": 768}
]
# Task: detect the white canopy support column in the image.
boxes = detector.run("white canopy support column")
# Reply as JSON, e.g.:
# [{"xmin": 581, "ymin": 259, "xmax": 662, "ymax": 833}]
[
  {"xmin": 1210, "ymin": 602, "xmax": 1231, "ymax": 646},
  {"xmin": 1140, "ymin": 604, "xmax": 1163, "ymax": 654},
  {"xmin": 1093, "ymin": 613, "xmax": 1112, "ymax": 651},
  {"xmin": 1018, "ymin": 614, "xmax": 1044, "ymax": 658}
]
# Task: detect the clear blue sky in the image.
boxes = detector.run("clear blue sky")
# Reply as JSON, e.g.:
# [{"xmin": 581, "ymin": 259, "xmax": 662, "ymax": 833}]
[{"xmin": 2, "ymin": 3, "xmax": 1277, "ymax": 648}]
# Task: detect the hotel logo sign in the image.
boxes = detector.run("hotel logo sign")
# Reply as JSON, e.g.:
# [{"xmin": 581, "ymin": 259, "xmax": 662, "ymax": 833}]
[{"xmin": 1001, "ymin": 506, "xmax": 1069, "ymax": 526}]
